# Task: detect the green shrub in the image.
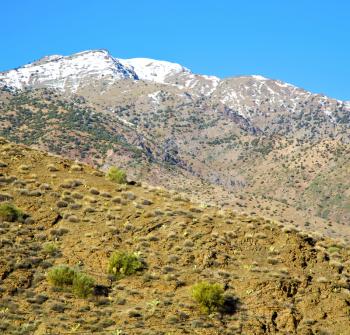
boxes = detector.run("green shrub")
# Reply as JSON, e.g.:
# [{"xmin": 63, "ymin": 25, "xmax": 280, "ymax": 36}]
[
  {"xmin": 42, "ymin": 242, "xmax": 59, "ymax": 256},
  {"xmin": 72, "ymin": 272, "xmax": 95, "ymax": 298},
  {"xmin": 327, "ymin": 245, "xmax": 341, "ymax": 254},
  {"xmin": 106, "ymin": 167, "xmax": 127, "ymax": 184},
  {"xmin": 192, "ymin": 282, "xmax": 224, "ymax": 314},
  {"xmin": 108, "ymin": 251, "xmax": 144, "ymax": 278},
  {"xmin": 0, "ymin": 203, "xmax": 24, "ymax": 222},
  {"xmin": 47, "ymin": 265, "xmax": 95, "ymax": 298},
  {"xmin": 47, "ymin": 265, "xmax": 76, "ymax": 287}
]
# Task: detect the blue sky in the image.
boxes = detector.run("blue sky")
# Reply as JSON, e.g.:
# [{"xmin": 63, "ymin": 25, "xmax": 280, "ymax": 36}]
[{"xmin": 2, "ymin": 0, "xmax": 349, "ymax": 100}]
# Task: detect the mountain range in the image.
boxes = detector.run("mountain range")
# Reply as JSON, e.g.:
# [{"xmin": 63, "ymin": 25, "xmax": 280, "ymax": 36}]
[
  {"xmin": 0, "ymin": 49, "xmax": 349, "ymax": 240},
  {"xmin": 1, "ymin": 49, "xmax": 350, "ymax": 335}
]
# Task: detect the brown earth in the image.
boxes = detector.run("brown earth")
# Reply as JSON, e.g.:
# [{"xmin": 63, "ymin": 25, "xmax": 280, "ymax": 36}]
[{"xmin": 0, "ymin": 138, "xmax": 349, "ymax": 335}]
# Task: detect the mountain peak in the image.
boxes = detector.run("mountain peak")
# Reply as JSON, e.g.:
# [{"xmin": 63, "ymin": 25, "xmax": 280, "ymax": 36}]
[
  {"xmin": 0, "ymin": 50, "xmax": 199, "ymax": 91},
  {"xmin": 119, "ymin": 57, "xmax": 191, "ymax": 83},
  {"xmin": 0, "ymin": 49, "xmax": 137, "ymax": 91}
]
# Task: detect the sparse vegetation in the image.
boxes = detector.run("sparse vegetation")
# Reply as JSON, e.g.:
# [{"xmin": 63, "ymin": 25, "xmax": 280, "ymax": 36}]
[{"xmin": 0, "ymin": 138, "xmax": 349, "ymax": 334}]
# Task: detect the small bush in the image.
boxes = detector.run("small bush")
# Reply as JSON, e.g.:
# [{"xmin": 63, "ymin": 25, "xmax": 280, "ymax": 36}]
[
  {"xmin": 56, "ymin": 200, "xmax": 68, "ymax": 208},
  {"xmin": 42, "ymin": 242, "xmax": 59, "ymax": 256},
  {"xmin": 47, "ymin": 265, "xmax": 76, "ymax": 287},
  {"xmin": 47, "ymin": 164, "xmax": 59, "ymax": 172},
  {"xmin": 0, "ymin": 203, "xmax": 24, "ymax": 222},
  {"xmin": 18, "ymin": 164, "xmax": 30, "ymax": 172},
  {"xmin": 70, "ymin": 164, "xmax": 83, "ymax": 172},
  {"xmin": 106, "ymin": 167, "xmax": 127, "ymax": 184},
  {"xmin": 0, "ymin": 193, "xmax": 13, "ymax": 201},
  {"xmin": 108, "ymin": 251, "xmax": 144, "ymax": 278},
  {"xmin": 89, "ymin": 188, "xmax": 100, "ymax": 195},
  {"xmin": 72, "ymin": 272, "xmax": 95, "ymax": 298},
  {"xmin": 72, "ymin": 192, "xmax": 84, "ymax": 200},
  {"xmin": 68, "ymin": 215, "xmax": 79, "ymax": 223},
  {"xmin": 192, "ymin": 282, "xmax": 224, "ymax": 314},
  {"xmin": 47, "ymin": 265, "xmax": 95, "ymax": 298},
  {"xmin": 327, "ymin": 245, "xmax": 341, "ymax": 254}
]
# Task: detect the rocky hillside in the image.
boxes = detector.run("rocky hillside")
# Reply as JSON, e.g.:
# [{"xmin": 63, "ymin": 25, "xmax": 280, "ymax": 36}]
[
  {"xmin": 0, "ymin": 50, "xmax": 349, "ymax": 233},
  {"xmin": 0, "ymin": 138, "xmax": 349, "ymax": 334}
]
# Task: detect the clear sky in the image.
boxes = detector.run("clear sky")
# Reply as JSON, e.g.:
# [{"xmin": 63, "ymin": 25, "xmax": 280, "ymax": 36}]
[{"xmin": 2, "ymin": 0, "xmax": 349, "ymax": 100}]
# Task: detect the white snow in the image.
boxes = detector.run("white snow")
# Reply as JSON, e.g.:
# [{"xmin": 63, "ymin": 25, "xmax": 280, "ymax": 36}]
[
  {"xmin": 251, "ymin": 75, "xmax": 268, "ymax": 81},
  {"xmin": 119, "ymin": 58, "xmax": 190, "ymax": 83},
  {"xmin": 147, "ymin": 91, "xmax": 161, "ymax": 104},
  {"xmin": 274, "ymin": 80, "xmax": 295, "ymax": 89},
  {"xmin": 323, "ymin": 110, "xmax": 337, "ymax": 123}
]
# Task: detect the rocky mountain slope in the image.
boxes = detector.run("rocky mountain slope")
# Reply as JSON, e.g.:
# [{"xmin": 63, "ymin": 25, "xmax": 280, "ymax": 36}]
[
  {"xmin": 0, "ymin": 50, "xmax": 349, "ymax": 235},
  {"xmin": 0, "ymin": 138, "xmax": 349, "ymax": 335}
]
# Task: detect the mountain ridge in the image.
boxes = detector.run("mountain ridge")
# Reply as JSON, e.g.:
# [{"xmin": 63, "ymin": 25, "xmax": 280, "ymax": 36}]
[{"xmin": 1, "ymin": 49, "xmax": 346, "ymax": 103}]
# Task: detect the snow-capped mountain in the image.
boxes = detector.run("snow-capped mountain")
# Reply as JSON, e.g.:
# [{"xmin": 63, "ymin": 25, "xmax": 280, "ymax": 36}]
[
  {"xmin": 0, "ymin": 50, "xmax": 220, "ymax": 94},
  {"xmin": 0, "ymin": 50, "xmax": 138, "ymax": 92},
  {"xmin": 0, "ymin": 49, "xmax": 349, "ymax": 120},
  {"xmin": 0, "ymin": 49, "xmax": 222, "ymax": 96}
]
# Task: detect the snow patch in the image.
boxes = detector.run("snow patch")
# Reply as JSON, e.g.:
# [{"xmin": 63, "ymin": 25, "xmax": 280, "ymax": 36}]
[
  {"xmin": 323, "ymin": 110, "xmax": 337, "ymax": 123},
  {"xmin": 274, "ymin": 81, "xmax": 295, "ymax": 88},
  {"xmin": 251, "ymin": 75, "xmax": 268, "ymax": 81},
  {"xmin": 119, "ymin": 58, "xmax": 190, "ymax": 83},
  {"xmin": 148, "ymin": 91, "xmax": 162, "ymax": 104}
]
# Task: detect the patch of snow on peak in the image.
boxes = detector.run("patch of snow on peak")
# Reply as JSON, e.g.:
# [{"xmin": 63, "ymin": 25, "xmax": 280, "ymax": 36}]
[
  {"xmin": 274, "ymin": 80, "xmax": 296, "ymax": 89},
  {"xmin": 202, "ymin": 74, "xmax": 220, "ymax": 82},
  {"xmin": 119, "ymin": 58, "xmax": 191, "ymax": 84},
  {"xmin": 251, "ymin": 75, "xmax": 268, "ymax": 81}
]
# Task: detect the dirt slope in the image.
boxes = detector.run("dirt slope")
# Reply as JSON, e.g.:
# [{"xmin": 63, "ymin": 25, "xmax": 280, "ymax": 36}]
[{"xmin": 0, "ymin": 138, "xmax": 349, "ymax": 334}]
